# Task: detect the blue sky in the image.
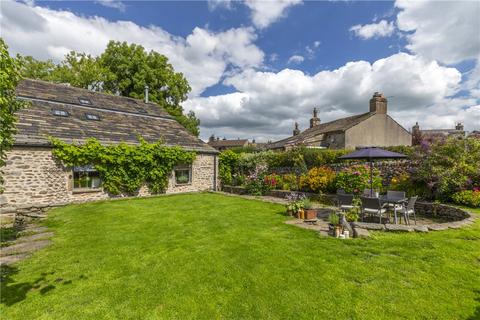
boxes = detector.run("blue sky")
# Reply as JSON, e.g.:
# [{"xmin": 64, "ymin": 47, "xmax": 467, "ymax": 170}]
[{"xmin": 2, "ymin": 0, "xmax": 479, "ymax": 140}]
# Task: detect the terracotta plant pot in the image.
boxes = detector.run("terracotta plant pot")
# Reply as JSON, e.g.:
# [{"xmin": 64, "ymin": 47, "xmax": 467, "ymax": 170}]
[
  {"xmin": 286, "ymin": 209, "xmax": 293, "ymax": 216},
  {"xmin": 304, "ymin": 209, "xmax": 317, "ymax": 220}
]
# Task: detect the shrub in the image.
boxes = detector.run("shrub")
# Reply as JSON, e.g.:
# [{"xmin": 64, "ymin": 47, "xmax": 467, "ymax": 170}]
[
  {"xmin": 452, "ymin": 189, "xmax": 480, "ymax": 208},
  {"xmin": 299, "ymin": 167, "xmax": 336, "ymax": 193},
  {"xmin": 415, "ymin": 137, "xmax": 480, "ymax": 200},
  {"xmin": 219, "ymin": 150, "xmax": 240, "ymax": 185},
  {"xmin": 335, "ymin": 165, "xmax": 382, "ymax": 195},
  {"xmin": 281, "ymin": 173, "xmax": 299, "ymax": 191}
]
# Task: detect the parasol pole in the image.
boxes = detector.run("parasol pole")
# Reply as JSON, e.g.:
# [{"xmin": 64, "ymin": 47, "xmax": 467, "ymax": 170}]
[{"xmin": 370, "ymin": 159, "xmax": 373, "ymax": 197}]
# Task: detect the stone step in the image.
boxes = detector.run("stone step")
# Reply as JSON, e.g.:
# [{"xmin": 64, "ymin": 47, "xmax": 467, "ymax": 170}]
[
  {"xmin": 0, "ymin": 240, "xmax": 51, "ymax": 257},
  {"xmin": 15, "ymin": 232, "xmax": 54, "ymax": 243},
  {"xmin": 17, "ymin": 226, "xmax": 49, "ymax": 236},
  {"xmin": 0, "ymin": 253, "xmax": 30, "ymax": 266}
]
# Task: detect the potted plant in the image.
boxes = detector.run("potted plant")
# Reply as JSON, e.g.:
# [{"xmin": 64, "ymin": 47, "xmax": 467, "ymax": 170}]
[
  {"xmin": 328, "ymin": 213, "xmax": 342, "ymax": 237},
  {"xmin": 285, "ymin": 192, "xmax": 306, "ymax": 218},
  {"xmin": 303, "ymin": 199, "xmax": 317, "ymax": 220}
]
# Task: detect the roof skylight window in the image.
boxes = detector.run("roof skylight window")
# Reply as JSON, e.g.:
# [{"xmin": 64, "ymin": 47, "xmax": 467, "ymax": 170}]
[
  {"xmin": 78, "ymin": 97, "xmax": 92, "ymax": 105},
  {"xmin": 52, "ymin": 109, "xmax": 69, "ymax": 117},
  {"xmin": 85, "ymin": 113, "xmax": 100, "ymax": 121}
]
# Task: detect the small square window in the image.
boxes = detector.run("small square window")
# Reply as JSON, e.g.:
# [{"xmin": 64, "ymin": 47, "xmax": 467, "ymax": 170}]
[
  {"xmin": 175, "ymin": 166, "xmax": 191, "ymax": 185},
  {"xmin": 52, "ymin": 109, "xmax": 69, "ymax": 117},
  {"xmin": 85, "ymin": 113, "xmax": 100, "ymax": 121},
  {"xmin": 78, "ymin": 97, "xmax": 92, "ymax": 105},
  {"xmin": 73, "ymin": 165, "xmax": 101, "ymax": 189}
]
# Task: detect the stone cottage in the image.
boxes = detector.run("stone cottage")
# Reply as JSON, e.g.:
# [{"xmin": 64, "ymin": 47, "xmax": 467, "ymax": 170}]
[
  {"xmin": 266, "ymin": 92, "xmax": 412, "ymax": 150},
  {"xmin": 0, "ymin": 79, "xmax": 218, "ymax": 214}
]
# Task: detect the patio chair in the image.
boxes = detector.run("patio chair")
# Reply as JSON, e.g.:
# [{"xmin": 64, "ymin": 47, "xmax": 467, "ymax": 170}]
[
  {"xmin": 337, "ymin": 193, "xmax": 355, "ymax": 212},
  {"xmin": 386, "ymin": 190, "xmax": 407, "ymax": 210},
  {"xmin": 360, "ymin": 196, "xmax": 387, "ymax": 223},
  {"xmin": 397, "ymin": 196, "xmax": 418, "ymax": 225}
]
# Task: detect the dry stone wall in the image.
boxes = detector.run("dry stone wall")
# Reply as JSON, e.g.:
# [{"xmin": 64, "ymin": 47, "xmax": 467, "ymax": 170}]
[{"xmin": 1, "ymin": 147, "xmax": 217, "ymax": 218}]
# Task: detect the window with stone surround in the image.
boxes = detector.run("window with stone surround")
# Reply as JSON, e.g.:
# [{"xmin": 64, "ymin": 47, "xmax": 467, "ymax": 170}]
[
  {"xmin": 73, "ymin": 165, "xmax": 102, "ymax": 190},
  {"xmin": 174, "ymin": 165, "xmax": 192, "ymax": 185}
]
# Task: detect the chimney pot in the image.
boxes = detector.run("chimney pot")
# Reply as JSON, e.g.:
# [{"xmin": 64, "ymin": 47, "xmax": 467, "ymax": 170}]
[
  {"xmin": 369, "ymin": 92, "xmax": 387, "ymax": 114},
  {"xmin": 144, "ymin": 85, "xmax": 149, "ymax": 103}
]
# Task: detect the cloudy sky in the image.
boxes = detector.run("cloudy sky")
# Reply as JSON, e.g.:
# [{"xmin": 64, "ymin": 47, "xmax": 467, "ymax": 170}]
[{"xmin": 1, "ymin": 0, "xmax": 479, "ymax": 141}]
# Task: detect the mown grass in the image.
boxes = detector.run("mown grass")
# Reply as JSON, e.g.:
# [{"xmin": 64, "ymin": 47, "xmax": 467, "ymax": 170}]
[{"xmin": 1, "ymin": 193, "xmax": 479, "ymax": 319}]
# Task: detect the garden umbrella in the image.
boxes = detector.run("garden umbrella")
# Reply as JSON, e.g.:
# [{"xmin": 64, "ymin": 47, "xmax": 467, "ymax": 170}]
[{"xmin": 338, "ymin": 147, "xmax": 407, "ymax": 196}]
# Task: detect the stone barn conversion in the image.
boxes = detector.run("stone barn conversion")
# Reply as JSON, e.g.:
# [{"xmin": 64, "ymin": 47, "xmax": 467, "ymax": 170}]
[
  {"xmin": 266, "ymin": 92, "xmax": 412, "ymax": 150},
  {"xmin": 1, "ymin": 79, "xmax": 218, "ymax": 214}
]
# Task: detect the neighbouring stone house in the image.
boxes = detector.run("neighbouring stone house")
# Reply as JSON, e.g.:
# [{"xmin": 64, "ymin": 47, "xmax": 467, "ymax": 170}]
[
  {"xmin": 266, "ymin": 92, "xmax": 412, "ymax": 150},
  {"xmin": 207, "ymin": 136, "xmax": 249, "ymax": 151},
  {"xmin": 411, "ymin": 122, "xmax": 466, "ymax": 145},
  {"xmin": 0, "ymin": 79, "xmax": 219, "ymax": 214}
]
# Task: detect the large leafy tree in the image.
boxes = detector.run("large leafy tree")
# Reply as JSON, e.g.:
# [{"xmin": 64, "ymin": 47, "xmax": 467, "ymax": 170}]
[
  {"xmin": 99, "ymin": 41, "xmax": 198, "ymax": 136},
  {"xmin": 0, "ymin": 39, "xmax": 28, "ymax": 191},
  {"xmin": 16, "ymin": 41, "xmax": 200, "ymax": 136}
]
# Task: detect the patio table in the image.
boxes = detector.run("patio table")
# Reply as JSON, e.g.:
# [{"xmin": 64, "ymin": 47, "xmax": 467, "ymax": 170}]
[{"xmin": 380, "ymin": 195, "xmax": 407, "ymax": 224}]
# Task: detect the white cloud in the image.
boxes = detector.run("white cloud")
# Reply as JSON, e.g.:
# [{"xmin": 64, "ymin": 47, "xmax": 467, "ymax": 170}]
[
  {"xmin": 395, "ymin": 0, "xmax": 480, "ymax": 65},
  {"xmin": 313, "ymin": 41, "xmax": 321, "ymax": 48},
  {"xmin": 287, "ymin": 54, "xmax": 304, "ymax": 64},
  {"xmin": 184, "ymin": 53, "xmax": 470, "ymax": 141},
  {"xmin": 245, "ymin": 0, "xmax": 302, "ymax": 29},
  {"xmin": 207, "ymin": 0, "xmax": 233, "ymax": 11},
  {"xmin": 350, "ymin": 20, "xmax": 395, "ymax": 40},
  {"xmin": 96, "ymin": 0, "xmax": 126, "ymax": 12},
  {"xmin": 0, "ymin": 0, "xmax": 264, "ymax": 96}
]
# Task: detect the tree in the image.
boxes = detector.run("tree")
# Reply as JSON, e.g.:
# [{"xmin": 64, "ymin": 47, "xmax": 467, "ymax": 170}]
[
  {"xmin": 0, "ymin": 39, "xmax": 28, "ymax": 191},
  {"xmin": 50, "ymin": 51, "xmax": 112, "ymax": 91},
  {"xmin": 15, "ymin": 55, "xmax": 56, "ymax": 80}
]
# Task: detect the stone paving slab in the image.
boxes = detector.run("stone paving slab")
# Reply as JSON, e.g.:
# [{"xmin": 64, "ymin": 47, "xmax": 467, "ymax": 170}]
[
  {"xmin": 0, "ymin": 253, "xmax": 30, "ymax": 266},
  {"xmin": 427, "ymin": 224, "xmax": 449, "ymax": 231},
  {"xmin": 15, "ymin": 232, "xmax": 54, "ymax": 243},
  {"xmin": 353, "ymin": 228, "xmax": 370, "ymax": 238},
  {"xmin": 413, "ymin": 225, "xmax": 429, "ymax": 232},
  {"xmin": 1, "ymin": 240, "xmax": 51, "ymax": 257},
  {"xmin": 17, "ymin": 226, "xmax": 49, "ymax": 236},
  {"xmin": 385, "ymin": 224, "xmax": 414, "ymax": 232},
  {"xmin": 352, "ymin": 222, "xmax": 386, "ymax": 230}
]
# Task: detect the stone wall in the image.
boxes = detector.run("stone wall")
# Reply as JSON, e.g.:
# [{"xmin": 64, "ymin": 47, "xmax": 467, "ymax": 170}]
[{"xmin": 1, "ymin": 146, "xmax": 217, "ymax": 216}]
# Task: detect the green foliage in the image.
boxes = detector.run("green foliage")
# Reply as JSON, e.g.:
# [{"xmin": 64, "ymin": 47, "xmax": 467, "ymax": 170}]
[
  {"xmin": 415, "ymin": 137, "xmax": 480, "ymax": 200},
  {"xmin": 15, "ymin": 55, "xmax": 56, "ymax": 80},
  {"xmin": 335, "ymin": 165, "xmax": 382, "ymax": 195},
  {"xmin": 298, "ymin": 167, "xmax": 336, "ymax": 193},
  {"xmin": 384, "ymin": 145, "xmax": 415, "ymax": 158},
  {"xmin": 452, "ymin": 190, "xmax": 480, "ymax": 208},
  {"xmin": 218, "ymin": 150, "xmax": 240, "ymax": 185},
  {"xmin": 0, "ymin": 39, "xmax": 28, "ymax": 191},
  {"xmin": 328, "ymin": 212, "xmax": 340, "ymax": 225},
  {"xmin": 50, "ymin": 138, "xmax": 195, "ymax": 195},
  {"xmin": 15, "ymin": 40, "xmax": 200, "ymax": 136}
]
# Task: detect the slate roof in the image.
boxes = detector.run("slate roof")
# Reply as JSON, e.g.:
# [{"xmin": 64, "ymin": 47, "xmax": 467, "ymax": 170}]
[
  {"xmin": 266, "ymin": 112, "xmax": 374, "ymax": 149},
  {"xmin": 208, "ymin": 139, "xmax": 249, "ymax": 148},
  {"xmin": 14, "ymin": 79, "xmax": 217, "ymax": 153}
]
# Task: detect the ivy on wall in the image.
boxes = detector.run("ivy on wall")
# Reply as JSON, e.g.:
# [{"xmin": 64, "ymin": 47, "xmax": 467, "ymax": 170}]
[{"xmin": 50, "ymin": 138, "xmax": 196, "ymax": 195}]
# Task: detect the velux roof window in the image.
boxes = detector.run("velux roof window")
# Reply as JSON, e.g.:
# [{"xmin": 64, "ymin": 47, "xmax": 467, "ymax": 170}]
[
  {"xmin": 78, "ymin": 97, "xmax": 92, "ymax": 105},
  {"xmin": 52, "ymin": 109, "xmax": 69, "ymax": 117},
  {"xmin": 85, "ymin": 113, "xmax": 100, "ymax": 121}
]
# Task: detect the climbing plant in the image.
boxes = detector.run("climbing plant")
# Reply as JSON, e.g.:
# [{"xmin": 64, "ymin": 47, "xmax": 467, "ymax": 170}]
[{"xmin": 50, "ymin": 138, "xmax": 196, "ymax": 195}]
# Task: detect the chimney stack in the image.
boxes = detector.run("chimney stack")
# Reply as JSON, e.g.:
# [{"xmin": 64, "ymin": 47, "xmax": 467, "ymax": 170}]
[
  {"xmin": 369, "ymin": 92, "xmax": 387, "ymax": 114},
  {"xmin": 455, "ymin": 122, "xmax": 464, "ymax": 131},
  {"xmin": 144, "ymin": 85, "xmax": 149, "ymax": 103},
  {"xmin": 293, "ymin": 122, "xmax": 300, "ymax": 136},
  {"xmin": 309, "ymin": 107, "xmax": 321, "ymax": 128},
  {"xmin": 208, "ymin": 134, "xmax": 215, "ymax": 143}
]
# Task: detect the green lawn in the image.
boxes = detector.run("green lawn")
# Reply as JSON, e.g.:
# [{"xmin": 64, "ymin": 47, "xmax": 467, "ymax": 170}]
[{"xmin": 1, "ymin": 193, "xmax": 479, "ymax": 319}]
